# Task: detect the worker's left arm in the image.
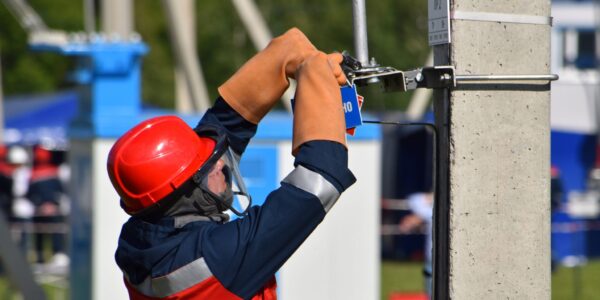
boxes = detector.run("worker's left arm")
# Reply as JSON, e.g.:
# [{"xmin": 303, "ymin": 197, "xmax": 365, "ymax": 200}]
[{"xmin": 196, "ymin": 97, "xmax": 257, "ymax": 156}]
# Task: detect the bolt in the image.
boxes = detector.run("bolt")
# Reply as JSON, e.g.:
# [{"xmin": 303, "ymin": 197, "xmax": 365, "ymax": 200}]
[
  {"xmin": 415, "ymin": 72, "xmax": 424, "ymax": 82},
  {"xmin": 440, "ymin": 73, "xmax": 452, "ymax": 82},
  {"xmin": 369, "ymin": 57, "xmax": 379, "ymax": 67}
]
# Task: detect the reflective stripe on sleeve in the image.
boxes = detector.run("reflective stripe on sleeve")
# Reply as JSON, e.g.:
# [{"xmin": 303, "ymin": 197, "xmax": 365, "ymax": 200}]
[
  {"xmin": 282, "ymin": 165, "xmax": 340, "ymax": 213},
  {"xmin": 127, "ymin": 257, "xmax": 213, "ymax": 298}
]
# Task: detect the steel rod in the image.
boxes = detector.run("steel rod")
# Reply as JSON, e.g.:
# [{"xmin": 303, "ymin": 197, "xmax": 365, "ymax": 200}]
[
  {"xmin": 455, "ymin": 74, "xmax": 559, "ymax": 82},
  {"xmin": 352, "ymin": 0, "xmax": 369, "ymax": 66},
  {"xmin": 84, "ymin": 0, "xmax": 96, "ymax": 33}
]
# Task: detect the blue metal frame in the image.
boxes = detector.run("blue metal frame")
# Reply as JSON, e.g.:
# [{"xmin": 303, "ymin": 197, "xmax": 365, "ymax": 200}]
[{"xmin": 31, "ymin": 40, "xmax": 148, "ymax": 138}]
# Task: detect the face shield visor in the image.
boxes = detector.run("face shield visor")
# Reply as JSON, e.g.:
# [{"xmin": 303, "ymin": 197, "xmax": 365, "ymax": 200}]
[{"xmin": 193, "ymin": 126, "xmax": 252, "ymax": 216}]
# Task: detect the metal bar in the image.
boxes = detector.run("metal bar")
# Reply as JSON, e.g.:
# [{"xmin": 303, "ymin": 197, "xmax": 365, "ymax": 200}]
[
  {"xmin": 231, "ymin": 0, "xmax": 271, "ymax": 50},
  {"xmin": 173, "ymin": 0, "xmax": 196, "ymax": 113},
  {"xmin": 406, "ymin": 51, "xmax": 434, "ymax": 120},
  {"xmin": 2, "ymin": 0, "xmax": 48, "ymax": 32},
  {"xmin": 231, "ymin": 0, "xmax": 294, "ymax": 112},
  {"xmin": 432, "ymin": 43, "xmax": 451, "ymax": 300},
  {"xmin": 381, "ymin": 224, "xmax": 429, "ymax": 236},
  {"xmin": 455, "ymin": 74, "xmax": 559, "ymax": 82},
  {"xmin": 83, "ymin": 0, "xmax": 96, "ymax": 33},
  {"xmin": 162, "ymin": 0, "xmax": 211, "ymax": 111},
  {"xmin": 352, "ymin": 0, "xmax": 369, "ymax": 66}
]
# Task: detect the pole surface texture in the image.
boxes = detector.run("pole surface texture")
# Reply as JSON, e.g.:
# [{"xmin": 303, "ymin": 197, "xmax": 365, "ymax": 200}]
[{"xmin": 443, "ymin": 0, "xmax": 551, "ymax": 298}]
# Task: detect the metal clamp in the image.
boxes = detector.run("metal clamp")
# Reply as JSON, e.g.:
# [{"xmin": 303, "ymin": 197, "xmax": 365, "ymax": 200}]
[{"xmin": 341, "ymin": 52, "xmax": 559, "ymax": 92}]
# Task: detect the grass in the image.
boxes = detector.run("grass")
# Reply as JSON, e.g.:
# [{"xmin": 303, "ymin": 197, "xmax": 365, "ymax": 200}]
[
  {"xmin": 551, "ymin": 259, "xmax": 600, "ymax": 300},
  {"xmin": 0, "ymin": 272, "xmax": 68, "ymax": 300},
  {"xmin": 381, "ymin": 260, "xmax": 426, "ymax": 300},
  {"xmin": 381, "ymin": 259, "xmax": 600, "ymax": 300}
]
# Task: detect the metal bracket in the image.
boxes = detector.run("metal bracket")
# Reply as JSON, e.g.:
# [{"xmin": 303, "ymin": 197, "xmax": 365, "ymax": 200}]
[{"xmin": 341, "ymin": 52, "xmax": 559, "ymax": 92}]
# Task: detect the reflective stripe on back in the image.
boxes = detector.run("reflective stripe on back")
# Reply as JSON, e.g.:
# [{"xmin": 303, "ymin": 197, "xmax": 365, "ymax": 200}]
[
  {"xmin": 127, "ymin": 257, "xmax": 213, "ymax": 298},
  {"xmin": 282, "ymin": 165, "xmax": 340, "ymax": 212}
]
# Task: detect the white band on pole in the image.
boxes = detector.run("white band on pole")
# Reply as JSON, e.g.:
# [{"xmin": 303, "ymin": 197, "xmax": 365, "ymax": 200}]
[{"xmin": 452, "ymin": 11, "xmax": 553, "ymax": 26}]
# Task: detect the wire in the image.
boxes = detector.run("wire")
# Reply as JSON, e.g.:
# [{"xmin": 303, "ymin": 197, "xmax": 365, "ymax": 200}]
[{"xmin": 363, "ymin": 120, "xmax": 432, "ymax": 126}]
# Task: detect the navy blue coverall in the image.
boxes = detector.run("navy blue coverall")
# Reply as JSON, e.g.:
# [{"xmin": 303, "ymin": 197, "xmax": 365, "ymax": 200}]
[{"xmin": 115, "ymin": 98, "xmax": 356, "ymax": 299}]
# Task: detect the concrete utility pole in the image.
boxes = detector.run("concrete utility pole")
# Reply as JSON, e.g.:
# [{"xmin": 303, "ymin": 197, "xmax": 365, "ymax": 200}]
[
  {"xmin": 101, "ymin": 0, "xmax": 133, "ymax": 37},
  {"xmin": 433, "ymin": 0, "xmax": 551, "ymax": 299},
  {"xmin": 162, "ymin": 0, "xmax": 211, "ymax": 112}
]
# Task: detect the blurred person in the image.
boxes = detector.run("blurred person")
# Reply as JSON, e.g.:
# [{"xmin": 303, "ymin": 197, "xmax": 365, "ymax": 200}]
[
  {"xmin": 550, "ymin": 165, "xmax": 562, "ymax": 213},
  {"xmin": 109, "ymin": 28, "xmax": 354, "ymax": 299},
  {"xmin": 0, "ymin": 145, "xmax": 15, "ymax": 218},
  {"xmin": 399, "ymin": 192, "xmax": 433, "ymax": 299},
  {"xmin": 5, "ymin": 145, "xmax": 33, "ymax": 220},
  {"xmin": 26, "ymin": 145, "xmax": 69, "ymax": 268},
  {"xmin": 550, "ymin": 165, "xmax": 563, "ymax": 272},
  {"xmin": 1, "ymin": 145, "xmax": 35, "ymax": 256}
]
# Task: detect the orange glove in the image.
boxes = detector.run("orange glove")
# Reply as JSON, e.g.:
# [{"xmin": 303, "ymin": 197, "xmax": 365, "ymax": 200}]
[
  {"xmin": 292, "ymin": 52, "xmax": 346, "ymax": 154},
  {"xmin": 219, "ymin": 28, "xmax": 318, "ymax": 124},
  {"xmin": 327, "ymin": 52, "xmax": 347, "ymax": 86}
]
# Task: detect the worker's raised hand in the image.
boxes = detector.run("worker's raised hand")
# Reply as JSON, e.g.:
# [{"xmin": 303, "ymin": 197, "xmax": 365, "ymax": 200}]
[
  {"xmin": 273, "ymin": 29, "xmax": 346, "ymax": 84},
  {"xmin": 327, "ymin": 52, "xmax": 347, "ymax": 86},
  {"xmin": 219, "ymin": 27, "xmax": 318, "ymax": 124},
  {"xmin": 276, "ymin": 28, "xmax": 318, "ymax": 78},
  {"xmin": 291, "ymin": 52, "xmax": 346, "ymax": 154}
]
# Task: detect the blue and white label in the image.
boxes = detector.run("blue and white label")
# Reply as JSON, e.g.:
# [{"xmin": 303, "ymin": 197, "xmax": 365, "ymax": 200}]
[
  {"xmin": 290, "ymin": 84, "xmax": 363, "ymax": 130},
  {"xmin": 341, "ymin": 84, "xmax": 363, "ymax": 129}
]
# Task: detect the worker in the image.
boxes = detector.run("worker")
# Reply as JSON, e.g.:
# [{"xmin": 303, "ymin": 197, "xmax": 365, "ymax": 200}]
[
  {"xmin": 108, "ymin": 28, "xmax": 355, "ymax": 299},
  {"xmin": 0, "ymin": 145, "xmax": 15, "ymax": 219},
  {"xmin": 27, "ymin": 145, "xmax": 69, "ymax": 267}
]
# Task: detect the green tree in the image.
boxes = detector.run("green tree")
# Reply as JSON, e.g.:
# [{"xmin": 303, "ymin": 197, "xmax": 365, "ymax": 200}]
[
  {"xmin": 2, "ymin": 0, "xmax": 429, "ymax": 112},
  {"xmin": 255, "ymin": 0, "xmax": 430, "ymax": 111},
  {"xmin": 0, "ymin": 0, "xmax": 83, "ymax": 95}
]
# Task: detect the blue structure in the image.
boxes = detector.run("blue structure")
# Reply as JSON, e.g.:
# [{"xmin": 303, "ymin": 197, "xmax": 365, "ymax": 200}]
[
  {"xmin": 551, "ymin": 130, "xmax": 600, "ymax": 263},
  {"xmin": 30, "ymin": 39, "xmax": 149, "ymax": 138},
  {"xmin": 3, "ymin": 91, "xmax": 78, "ymax": 146}
]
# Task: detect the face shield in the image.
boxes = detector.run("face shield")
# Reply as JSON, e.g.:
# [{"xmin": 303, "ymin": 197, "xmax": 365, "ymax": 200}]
[{"xmin": 193, "ymin": 125, "xmax": 253, "ymax": 216}]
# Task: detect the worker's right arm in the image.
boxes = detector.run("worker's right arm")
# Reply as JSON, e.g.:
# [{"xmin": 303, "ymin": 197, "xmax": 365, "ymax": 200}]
[
  {"xmin": 201, "ymin": 52, "xmax": 355, "ymax": 299},
  {"xmin": 197, "ymin": 28, "xmax": 320, "ymax": 158},
  {"xmin": 218, "ymin": 27, "xmax": 318, "ymax": 125}
]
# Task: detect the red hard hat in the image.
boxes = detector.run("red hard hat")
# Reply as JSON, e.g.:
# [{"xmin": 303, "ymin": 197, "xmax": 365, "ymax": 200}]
[{"xmin": 107, "ymin": 116, "xmax": 216, "ymax": 215}]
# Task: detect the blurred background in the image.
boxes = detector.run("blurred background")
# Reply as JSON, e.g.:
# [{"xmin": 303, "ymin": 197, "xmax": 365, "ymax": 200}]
[{"xmin": 0, "ymin": 0, "xmax": 599, "ymax": 299}]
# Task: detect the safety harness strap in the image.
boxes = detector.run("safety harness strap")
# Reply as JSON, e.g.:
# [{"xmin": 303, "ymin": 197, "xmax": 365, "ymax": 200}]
[{"xmin": 282, "ymin": 165, "xmax": 340, "ymax": 212}]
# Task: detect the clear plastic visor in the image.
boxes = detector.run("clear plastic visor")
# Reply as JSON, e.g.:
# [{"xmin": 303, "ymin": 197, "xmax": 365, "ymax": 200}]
[{"xmin": 200, "ymin": 148, "xmax": 252, "ymax": 214}]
